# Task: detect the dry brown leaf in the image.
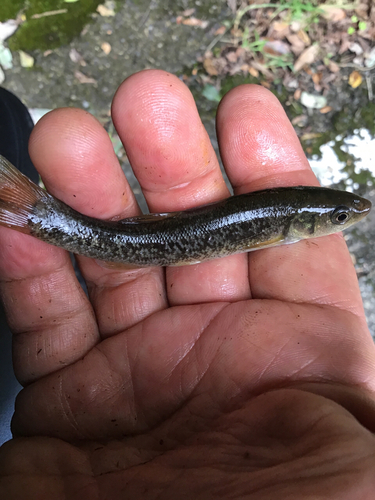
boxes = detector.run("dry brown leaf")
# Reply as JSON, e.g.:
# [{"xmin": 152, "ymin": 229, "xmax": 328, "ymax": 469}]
[
  {"xmin": 263, "ymin": 39, "xmax": 290, "ymax": 56},
  {"xmin": 226, "ymin": 51, "xmax": 238, "ymax": 63},
  {"xmin": 182, "ymin": 8, "xmax": 195, "ymax": 17},
  {"xmin": 248, "ymin": 66, "xmax": 259, "ymax": 78},
  {"xmin": 348, "ymin": 70, "xmax": 363, "ymax": 88},
  {"xmin": 214, "ymin": 25, "xmax": 226, "ymax": 36},
  {"xmin": 297, "ymin": 29, "xmax": 310, "ymax": 45},
  {"xmin": 312, "ymin": 72, "xmax": 322, "ymax": 84},
  {"xmin": 328, "ymin": 60, "xmax": 340, "ymax": 73},
  {"xmin": 300, "ymin": 133, "xmax": 322, "ymax": 141},
  {"xmin": 74, "ymin": 70, "xmax": 97, "ymax": 84},
  {"xmin": 291, "ymin": 114, "xmax": 306, "ymax": 126},
  {"xmin": 227, "ymin": 0, "xmax": 237, "ymax": 14},
  {"xmin": 320, "ymin": 6, "xmax": 346, "ymax": 22},
  {"xmin": 101, "ymin": 42, "xmax": 111, "ymax": 54},
  {"xmin": 97, "ymin": 4, "xmax": 115, "ymax": 17},
  {"xmin": 320, "ymin": 106, "xmax": 332, "ymax": 114},
  {"xmin": 293, "ymin": 88, "xmax": 302, "ymax": 100},
  {"xmin": 355, "ymin": 3, "xmax": 369, "ymax": 20},
  {"xmin": 286, "ymin": 34, "xmax": 306, "ymax": 55},
  {"xmin": 294, "ymin": 45, "xmax": 319, "ymax": 72},
  {"xmin": 176, "ymin": 15, "xmax": 183, "ymax": 24},
  {"xmin": 69, "ymin": 48, "xmax": 86, "ymax": 66},
  {"xmin": 270, "ymin": 21, "xmax": 290, "ymax": 38},
  {"xmin": 182, "ymin": 17, "xmax": 209, "ymax": 28},
  {"xmin": 203, "ymin": 57, "xmax": 218, "ymax": 76}
]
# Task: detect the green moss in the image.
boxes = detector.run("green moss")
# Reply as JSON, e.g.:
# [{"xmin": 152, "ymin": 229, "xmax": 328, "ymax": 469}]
[
  {"xmin": 0, "ymin": 0, "xmax": 25, "ymax": 21},
  {"xmin": 0, "ymin": 0, "xmax": 103, "ymax": 51}
]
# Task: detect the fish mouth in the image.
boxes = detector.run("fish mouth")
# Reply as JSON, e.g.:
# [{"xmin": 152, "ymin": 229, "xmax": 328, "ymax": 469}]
[{"xmin": 352, "ymin": 197, "xmax": 372, "ymax": 214}]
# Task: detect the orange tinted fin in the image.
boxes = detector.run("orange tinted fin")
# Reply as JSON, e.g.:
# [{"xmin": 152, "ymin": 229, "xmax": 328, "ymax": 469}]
[
  {"xmin": 95, "ymin": 259, "xmax": 145, "ymax": 270},
  {"xmin": 245, "ymin": 234, "xmax": 285, "ymax": 250},
  {"xmin": 0, "ymin": 155, "xmax": 47, "ymax": 234}
]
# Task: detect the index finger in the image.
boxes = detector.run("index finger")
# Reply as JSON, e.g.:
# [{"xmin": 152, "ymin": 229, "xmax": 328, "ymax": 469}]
[{"xmin": 216, "ymin": 85, "xmax": 366, "ymax": 318}]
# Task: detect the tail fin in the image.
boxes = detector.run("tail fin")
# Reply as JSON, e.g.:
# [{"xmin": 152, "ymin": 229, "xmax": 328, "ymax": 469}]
[{"xmin": 0, "ymin": 154, "xmax": 47, "ymax": 234}]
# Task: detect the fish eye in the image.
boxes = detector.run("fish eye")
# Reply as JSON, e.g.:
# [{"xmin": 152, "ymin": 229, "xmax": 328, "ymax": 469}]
[{"xmin": 331, "ymin": 206, "xmax": 351, "ymax": 225}]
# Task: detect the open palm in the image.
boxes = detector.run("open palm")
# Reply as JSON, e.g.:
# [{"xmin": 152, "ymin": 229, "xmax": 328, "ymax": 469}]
[{"xmin": 1, "ymin": 70, "xmax": 375, "ymax": 499}]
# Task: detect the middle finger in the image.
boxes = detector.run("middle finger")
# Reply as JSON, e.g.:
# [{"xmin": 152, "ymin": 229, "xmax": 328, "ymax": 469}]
[{"xmin": 112, "ymin": 70, "xmax": 251, "ymax": 306}]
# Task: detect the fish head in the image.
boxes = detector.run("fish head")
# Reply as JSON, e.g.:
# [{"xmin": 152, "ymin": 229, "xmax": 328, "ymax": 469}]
[{"xmin": 287, "ymin": 188, "xmax": 372, "ymax": 241}]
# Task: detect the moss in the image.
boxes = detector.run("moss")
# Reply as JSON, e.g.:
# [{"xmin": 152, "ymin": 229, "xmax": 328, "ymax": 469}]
[
  {"xmin": 0, "ymin": 0, "xmax": 103, "ymax": 51},
  {"xmin": 0, "ymin": 0, "xmax": 24, "ymax": 21}
]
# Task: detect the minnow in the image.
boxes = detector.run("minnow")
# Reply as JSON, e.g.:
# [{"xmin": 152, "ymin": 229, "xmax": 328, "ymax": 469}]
[{"xmin": 0, "ymin": 155, "xmax": 371, "ymax": 267}]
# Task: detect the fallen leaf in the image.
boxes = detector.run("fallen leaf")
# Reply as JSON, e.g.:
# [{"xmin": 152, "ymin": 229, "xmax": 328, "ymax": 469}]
[
  {"xmin": 348, "ymin": 70, "xmax": 362, "ymax": 88},
  {"xmin": 19, "ymin": 50, "xmax": 34, "ymax": 68},
  {"xmin": 101, "ymin": 42, "xmax": 111, "ymax": 54},
  {"xmin": 0, "ymin": 20, "xmax": 19, "ymax": 42},
  {"xmin": 225, "ymin": 50, "xmax": 238, "ymax": 63},
  {"xmin": 74, "ymin": 70, "xmax": 97, "ymax": 84},
  {"xmin": 202, "ymin": 84, "xmax": 221, "ymax": 102},
  {"xmin": 97, "ymin": 4, "xmax": 115, "ymax": 17},
  {"xmin": 182, "ymin": 8, "xmax": 195, "ymax": 17},
  {"xmin": 294, "ymin": 45, "xmax": 319, "ymax": 72},
  {"xmin": 43, "ymin": 49, "xmax": 52, "ymax": 56},
  {"xmin": 320, "ymin": 6, "xmax": 346, "ymax": 22},
  {"xmin": 312, "ymin": 72, "xmax": 322, "ymax": 85},
  {"xmin": 293, "ymin": 88, "xmax": 302, "ymax": 100},
  {"xmin": 0, "ymin": 43, "xmax": 13, "ymax": 70},
  {"xmin": 69, "ymin": 48, "xmax": 84, "ymax": 63},
  {"xmin": 328, "ymin": 60, "xmax": 340, "ymax": 72},
  {"xmin": 286, "ymin": 34, "xmax": 306, "ymax": 54},
  {"xmin": 300, "ymin": 132, "xmax": 322, "ymax": 140},
  {"xmin": 248, "ymin": 66, "xmax": 259, "ymax": 78},
  {"xmin": 203, "ymin": 57, "xmax": 218, "ymax": 76},
  {"xmin": 291, "ymin": 114, "xmax": 307, "ymax": 126},
  {"xmin": 349, "ymin": 42, "xmax": 363, "ymax": 55},
  {"xmin": 300, "ymin": 91, "xmax": 327, "ymax": 109},
  {"xmin": 320, "ymin": 106, "xmax": 332, "ymax": 114},
  {"xmin": 271, "ymin": 21, "xmax": 290, "ymax": 38},
  {"xmin": 182, "ymin": 17, "xmax": 209, "ymax": 28},
  {"xmin": 176, "ymin": 16, "xmax": 183, "ymax": 24},
  {"xmin": 263, "ymin": 39, "xmax": 290, "ymax": 56},
  {"xmin": 214, "ymin": 25, "xmax": 226, "ymax": 36},
  {"xmin": 297, "ymin": 29, "xmax": 310, "ymax": 45},
  {"xmin": 227, "ymin": 0, "xmax": 237, "ymax": 14}
]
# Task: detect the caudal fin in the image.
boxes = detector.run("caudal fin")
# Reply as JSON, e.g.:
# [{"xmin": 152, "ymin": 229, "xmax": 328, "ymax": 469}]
[{"xmin": 0, "ymin": 154, "xmax": 47, "ymax": 234}]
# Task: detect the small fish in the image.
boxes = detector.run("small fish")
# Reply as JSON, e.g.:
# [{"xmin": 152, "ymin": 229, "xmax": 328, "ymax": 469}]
[{"xmin": 0, "ymin": 155, "xmax": 371, "ymax": 267}]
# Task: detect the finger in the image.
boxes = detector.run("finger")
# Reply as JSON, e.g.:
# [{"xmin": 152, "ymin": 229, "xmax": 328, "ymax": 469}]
[
  {"xmin": 0, "ymin": 224, "xmax": 98, "ymax": 385},
  {"xmin": 216, "ymin": 85, "xmax": 365, "ymax": 316},
  {"xmin": 29, "ymin": 108, "xmax": 167, "ymax": 337},
  {"xmin": 112, "ymin": 70, "xmax": 251, "ymax": 305}
]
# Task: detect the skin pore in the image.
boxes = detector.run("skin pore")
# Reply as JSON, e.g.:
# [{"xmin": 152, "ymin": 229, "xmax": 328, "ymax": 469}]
[{"xmin": 0, "ymin": 70, "xmax": 375, "ymax": 499}]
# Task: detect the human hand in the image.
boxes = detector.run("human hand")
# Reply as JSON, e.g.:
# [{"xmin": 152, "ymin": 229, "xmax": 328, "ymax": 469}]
[{"xmin": 1, "ymin": 70, "xmax": 375, "ymax": 499}]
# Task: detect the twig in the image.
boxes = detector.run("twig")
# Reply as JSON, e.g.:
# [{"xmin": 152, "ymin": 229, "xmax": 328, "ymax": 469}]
[
  {"xmin": 139, "ymin": 0, "xmax": 156, "ymax": 27},
  {"xmin": 366, "ymin": 74, "xmax": 373, "ymax": 100},
  {"xmin": 338, "ymin": 62, "xmax": 375, "ymax": 72},
  {"xmin": 205, "ymin": 28, "xmax": 230, "ymax": 53},
  {"xmin": 31, "ymin": 9, "xmax": 67, "ymax": 19}
]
